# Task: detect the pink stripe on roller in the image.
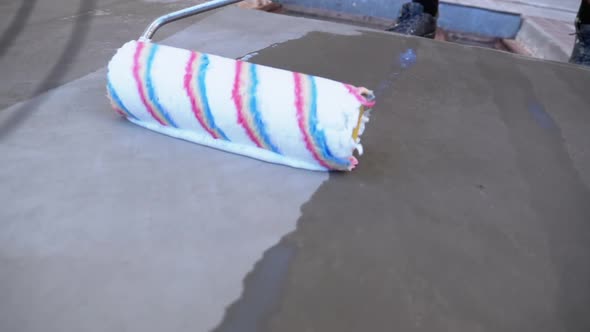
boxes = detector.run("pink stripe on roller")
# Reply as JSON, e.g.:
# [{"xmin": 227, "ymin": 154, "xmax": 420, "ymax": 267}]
[
  {"xmin": 106, "ymin": 90, "xmax": 126, "ymax": 117},
  {"xmin": 133, "ymin": 42, "xmax": 166, "ymax": 126},
  {"xmin": 232, "ymin": 61, "xmax": 264, "ymax": 148},
  {"xmin": 184, "ymin": 52, "xmax": 218, "ymax": 139},
  {"xmin": 112, "ymin": 106, "xmax": 127, "ymax": 117},
  {"xmin": 344, "ymin": 84, "xmax": 375, "ymax": 108},
  {"xmin": 294, "ymin": 73, "xmax": 331, "ymax": 169},
  {"xmin": 349, "ymin": 156, "xmax": 359, "ymax": 170}
]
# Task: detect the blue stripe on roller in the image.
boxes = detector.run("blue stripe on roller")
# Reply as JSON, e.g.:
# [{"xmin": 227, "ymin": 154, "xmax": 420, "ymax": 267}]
[
  {"xmin": 146, "ymin": 44, "xmax": 178, "ymax": 128},
  {"xmin": 307, "ymin": 76, "xmax": 349, "ymax": 167},
  {"xmin": 249, "ymin": 64, "xmax": 281, "ymax": 154},
  {"xmin": 198, "ymin": 54, "xmax": 229, "ymax": 140},
  {"xmin": 107, "ymin": 80, "xmax": 139, "ymax": 120}
]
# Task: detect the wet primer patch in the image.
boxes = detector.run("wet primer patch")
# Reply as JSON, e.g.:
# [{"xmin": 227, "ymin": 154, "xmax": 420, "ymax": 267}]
[{"xmin": 212, "ymin": 30, "xmax": 590, "ymax": 332}]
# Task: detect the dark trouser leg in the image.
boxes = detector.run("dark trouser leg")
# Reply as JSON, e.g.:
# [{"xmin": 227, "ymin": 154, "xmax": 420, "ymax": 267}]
[
  {"xmin": 570, "ymin": 0, "xmax": 590, "ymax": 65},
  {"xmin": 413, "ymin": 0, "xmax": 439, "ymax": 16},
  {"xmin": 578, "ymin": 0, "xmax": 590, "ymax": 24},
  {"xmin": 388, "ymin": 0, "xmax": 438, "ymax": 38}
]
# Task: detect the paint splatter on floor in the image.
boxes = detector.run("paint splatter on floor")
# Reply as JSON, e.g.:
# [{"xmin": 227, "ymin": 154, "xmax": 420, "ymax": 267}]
[
  {"xmin": 528, "ymin": 102, "xmax": 556, "ymax": 129},
  {"xmin": 400, "ymin": 48, "xmax": 417, "ymax": 68}
]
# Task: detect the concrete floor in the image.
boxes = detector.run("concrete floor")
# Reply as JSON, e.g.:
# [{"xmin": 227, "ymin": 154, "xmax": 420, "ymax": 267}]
[
  {"xmin": 0, "ymin": 0, "xmax": 212, "ymax": 110},
  {"xmin": 2, "ymin": 2, "xmax": 590, "ymax": 332},
  {"xmin": 519, "ymin": 0, "xmax": 579, "ymax": 9},
  {"xmin": 452, "ymin": 0, "xmax": 581, "ymax": 12}
]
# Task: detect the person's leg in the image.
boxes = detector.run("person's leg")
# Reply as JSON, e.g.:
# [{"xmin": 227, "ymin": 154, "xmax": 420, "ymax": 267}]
[
  {"xmin": 387, "ymin": 0, "xmax": 439, "ymax": 38},
  {"xmin": 570, "ymin": 0, "xmax": 590, "ymax": 65},
  {"xmin": 577, "ymin": 0, "xmax": 590, "ymax": 24},
  {"xmin": 413, "ymin": 0, "xmax": 439, "ymax": 16}
]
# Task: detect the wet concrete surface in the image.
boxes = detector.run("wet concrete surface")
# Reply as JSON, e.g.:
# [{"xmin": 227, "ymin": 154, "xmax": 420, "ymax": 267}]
[{"xmin": 214, "ymin": 31, "xmax": 590, "ymax": 332}]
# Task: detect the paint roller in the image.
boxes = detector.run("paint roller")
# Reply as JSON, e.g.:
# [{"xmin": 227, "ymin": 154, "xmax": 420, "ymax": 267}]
[{"xmin": 106, "ymin": 0, "xmax": 375, "ymax": 171}]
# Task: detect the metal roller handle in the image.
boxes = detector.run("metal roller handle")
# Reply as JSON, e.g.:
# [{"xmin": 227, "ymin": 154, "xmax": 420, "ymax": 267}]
[{"xmin": 140, "ymin": 0, "xmax": 243, "ymax": 41}]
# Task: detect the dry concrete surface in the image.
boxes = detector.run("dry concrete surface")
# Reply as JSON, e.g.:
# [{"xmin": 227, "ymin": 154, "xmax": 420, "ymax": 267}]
[{"xmin": 1, "ymin": 2, "xmax": 590, "ymax": 332}]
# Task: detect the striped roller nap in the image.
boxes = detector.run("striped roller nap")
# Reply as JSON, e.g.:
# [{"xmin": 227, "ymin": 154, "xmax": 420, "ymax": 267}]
[{"xmin": 106, "ymin": 40, "xmax": 375, "ymax": 171}]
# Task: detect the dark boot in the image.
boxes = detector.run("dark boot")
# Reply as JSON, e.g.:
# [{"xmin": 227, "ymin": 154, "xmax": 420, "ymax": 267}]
[
  {"xmin": 387, "ymin": 2, "xmax": 437, "ymax": 39},
  {"xmin": 569, "ymin": 19, "xmax": 590, "ymax": 66}
]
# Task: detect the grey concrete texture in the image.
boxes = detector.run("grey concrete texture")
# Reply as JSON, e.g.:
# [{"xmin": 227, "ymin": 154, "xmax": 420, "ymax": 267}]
[
  {"xmin": 516, "ymin": 16, "xmax": 576, "ymax": 62},
  {"xmin": 0, "ymin": 6, "xmax": 364, "ymax": 332},
  {"xmin": 0, "ymin": 0, "xmax": 213, "ymax": 111},
  {"xmin": 0, "ymin": 5, "xmax": 391, "ymax": 332},
  {"xmin": 447, "ymin": 0, "xmax": 581, "ymax": 13},
  {"xmin": 518, "ymin": 0, "xmax": 580, "ymax": 10},
  {"xmin": 2, "ymin": 4, "xmax": 590, "ymax": 332}
]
